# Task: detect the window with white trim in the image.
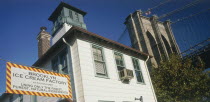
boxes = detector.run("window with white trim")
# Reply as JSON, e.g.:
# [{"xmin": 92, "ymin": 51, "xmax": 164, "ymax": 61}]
[
  {"xmin": 132, "ymin": 58, "xmax": 144, "ymax": 83},
  {"xmin": 75, "ymin": 12, "xmax": 79, "ymax": 22},
  {"xmin": 92, "ymin": 45, "xmax": 107, "ymax": 77},
  {"xmin": 69, "ymin": 10, "xmax": 73, "ymax": 18},
  {"xmin": 114, "ymin": 52, "xmax": 125, "ymax": 71}
]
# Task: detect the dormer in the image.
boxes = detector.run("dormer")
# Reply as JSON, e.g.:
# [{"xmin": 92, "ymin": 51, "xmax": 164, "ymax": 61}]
[{"xmin": 49, "ymin": 2, "xmax": 87, "ymax": 44}]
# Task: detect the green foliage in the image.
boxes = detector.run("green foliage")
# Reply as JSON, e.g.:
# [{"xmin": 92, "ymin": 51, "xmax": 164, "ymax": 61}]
[{"xmin": 151, "ymin": 54, "xmax": 210, "ymax": 102}]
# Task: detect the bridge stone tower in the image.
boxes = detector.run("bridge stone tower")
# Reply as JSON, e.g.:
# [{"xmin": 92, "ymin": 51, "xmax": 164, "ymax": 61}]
[{"xmin": 125, "ymin": 10, "xmax": 180, "ymax": 68}]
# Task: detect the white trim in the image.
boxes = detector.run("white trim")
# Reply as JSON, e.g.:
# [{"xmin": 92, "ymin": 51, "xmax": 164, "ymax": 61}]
[
  {"xmin": 90, "ymin": 43, "xmax": 109, "ymax": 78},
  {"xmin": 112, "ymin": 50, "xmax": 127, "ymax": 81},
  {"xmin": 144, "ymin": 56, "xmax": 158, "ymax": 102},
  {"xmin": 131, "ymin": 57, "xmax": 145, "ymax": 84}
]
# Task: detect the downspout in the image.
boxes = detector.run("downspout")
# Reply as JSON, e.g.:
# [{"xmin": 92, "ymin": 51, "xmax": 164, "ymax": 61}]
[
  {"xmin": 63, "ymin": 38, "xmax": 71, "ymax": 46},
  {"xmin": 62, "ymin": 38, "xmax": 74, "ymax": 102},
  {"xmin": 144, "ymin": 56, "xmax": 158, "ymax": 102}
]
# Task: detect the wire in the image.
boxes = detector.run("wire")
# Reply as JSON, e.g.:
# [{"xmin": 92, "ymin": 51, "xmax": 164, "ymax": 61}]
[
  {"xmin": 172, "ymin": 8, "xmax": 210, "ymax": 24},
  {"xmin": 0, "ymin": 58, "xmax": 11, "ymax": 62},
  {"xmin": 151, "ymin": 0, "xmax": 158, "ymax": 4},
  {"xmin": 181, "ymin": 38, "xmax": 210, "ymax": 54},
  {"xmin": 158, "ymin": 0, "xmax": 204, "ymax": 19},
  {"xmin": 119, "ymin": 0, "xmax": 173, "ymax": 42},
  {"xmin": 117, "ymin": 27, "xmax": 128, "ymax": 42},
  {"xmin": 143, "ymin": 0, "xmax": 172, "ymax": 14}
]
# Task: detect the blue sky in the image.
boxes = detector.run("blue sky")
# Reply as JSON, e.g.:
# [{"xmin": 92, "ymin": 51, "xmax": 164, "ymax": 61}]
[
  {"xmin": 0, "ymin": 0, "xmax": 161, "ymax": 93},
  {"xmin": 0, "ymin": 0, "xmax": 209, "ymax": 93},
  {"xmin": 0, "ymin": 0, "xmax": 158, "ymax": 66}
]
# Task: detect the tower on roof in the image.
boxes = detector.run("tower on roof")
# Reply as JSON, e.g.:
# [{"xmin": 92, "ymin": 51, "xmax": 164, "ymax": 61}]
[{"xmin": 49, "ymin": 2, "xmax": 87, "ymax": 44}]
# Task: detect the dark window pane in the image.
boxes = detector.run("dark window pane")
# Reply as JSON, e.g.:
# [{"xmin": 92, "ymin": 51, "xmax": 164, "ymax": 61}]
[
  {"xmin": 117, "ymin": 66, "xmax": 124, "ymax": 71},
  {"xmin": 52, "ymin": 58, "xmax": 59, "ymax": 72},
  {"xmin": 120, "ymin": 60, "xmax": 124, "ymax": 66},
  {"xmin": 135, "ymin": 71, "xmax": 144, "ymax": 83},
  {"xmin": 52, "ymin": 49, "xmax": 68, "ymax": 74},
  {"xmin": 116, "ymin": 59, "xmax": 120, "ymax": 66},
  {"xmin": 69, "ymin": 10, "xmax": 73, "ymax": 18},
  {"xmin": 114, "ymin": 52, "xmax": 125, "ymax": 71},
  {"xmin": 60, "ymin": 53, "xmax": 67, "ymax": 68},
  {"xmin": 62, "ymin": 67, "xmax": 68, "ymax": 74},
  {"xmin": 132, "ymin": 58, "xmax": 144, "ymax": 83},
  {"xmin": 75, "ymin": 12, "xmax": 79, "ymax": 21}
]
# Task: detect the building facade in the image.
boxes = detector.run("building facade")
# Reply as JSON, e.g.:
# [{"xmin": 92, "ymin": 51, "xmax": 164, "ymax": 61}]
[
  {"xmin": 125, "ymin": 10, "xmax": 180, "ymax": 68},
  {"xmin": 33, "ymin": 27, "xmax": 157, "ymax": 102},
  {"xmin": 0, "ymin": 2, "xmax": 157, "ymax": 102}
]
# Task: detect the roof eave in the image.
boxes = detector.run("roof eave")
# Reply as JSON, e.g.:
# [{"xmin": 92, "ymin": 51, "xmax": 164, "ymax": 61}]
[
  {"xmin": 33, "ymin": 26, "xmax": 152, "ymax": 66},
  {"xmin": 48, "ymin": 2, "xmax": 87, "ymax": 21}
]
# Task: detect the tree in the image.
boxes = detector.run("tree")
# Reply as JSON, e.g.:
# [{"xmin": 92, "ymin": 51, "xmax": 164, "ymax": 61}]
[{"xmin": 151, "ymin": 54, "xmax": 210, "ymax": 102}]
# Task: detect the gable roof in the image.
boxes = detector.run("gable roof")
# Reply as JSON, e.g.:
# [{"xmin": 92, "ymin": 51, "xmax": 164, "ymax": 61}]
[{"xmin": 33, "ymin": 26, "xmax": 152, "ymax": 66}]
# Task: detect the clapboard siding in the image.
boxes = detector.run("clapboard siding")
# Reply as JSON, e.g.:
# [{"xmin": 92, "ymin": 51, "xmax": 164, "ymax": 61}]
[
  {"xmin": 71, "ymin": 39, "xmax": 85, "ymax": 102},
  {"xmin": 76, "ymin": 39, "xmax": 156, "ymax": 102},
  {"xmin": 2, "ymin": 37, "xmax": 156, "ymax": 102}
]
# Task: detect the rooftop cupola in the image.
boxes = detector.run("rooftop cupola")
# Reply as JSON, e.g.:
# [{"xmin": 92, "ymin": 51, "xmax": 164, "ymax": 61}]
[{"xmin": 49, "ymin": 2, "xmax": 87, "ymax": 44}]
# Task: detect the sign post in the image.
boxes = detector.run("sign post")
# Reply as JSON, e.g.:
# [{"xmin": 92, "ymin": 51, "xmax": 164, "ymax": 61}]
[{"xmin": 6, "ymin": 62, "xmax": 72, "ymax": 98}]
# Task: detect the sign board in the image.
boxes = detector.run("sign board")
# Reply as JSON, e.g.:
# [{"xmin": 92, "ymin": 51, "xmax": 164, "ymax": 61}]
[{"xmin": 6, "ymin": 62, "xmax": 72, "ymax": 98}]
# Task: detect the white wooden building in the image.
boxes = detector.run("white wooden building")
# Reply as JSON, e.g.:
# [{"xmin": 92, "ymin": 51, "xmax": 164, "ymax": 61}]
[{"xmin": 0, "ymin": 2, "xmax": 157, "ymax": 102}]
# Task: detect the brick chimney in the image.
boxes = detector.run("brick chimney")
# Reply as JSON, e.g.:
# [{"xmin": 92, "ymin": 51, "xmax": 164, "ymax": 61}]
[{"xmin": 37, "ymin": 27, "xmax": 51, "ymax": 58}]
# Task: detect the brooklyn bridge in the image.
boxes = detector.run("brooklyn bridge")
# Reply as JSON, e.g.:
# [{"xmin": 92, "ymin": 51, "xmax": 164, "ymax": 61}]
[
  {"xmin": 117, "ymin": 0, "xmax": 210, "ymax": 70},
  {"xmin": 182, "ymin": 38, "xmax": 210, "ymax": 69}
]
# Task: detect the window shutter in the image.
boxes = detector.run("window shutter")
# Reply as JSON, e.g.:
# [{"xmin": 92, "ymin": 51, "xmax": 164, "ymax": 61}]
[
  {"xmin": 92, "ymin": 45, "xmax": 107, "ymax": 77},
  {"xmin": 95, "ymin": 61, "xmax": 106, "ymax": 75}
]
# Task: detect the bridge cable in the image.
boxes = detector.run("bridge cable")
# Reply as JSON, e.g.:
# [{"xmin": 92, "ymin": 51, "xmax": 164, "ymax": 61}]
[
  {"xmin": 118, "ymin": 0, "xmax": 173, "ymax": 42},
  {"xmin": 143, "ymin": 0, "xmax": 173, "ymax": 15},
  {"xmin": 158, "ymin": 0, "xmax": 204, "ymax": 19},
  {"xmin": 172, "ymin": 8, "xmax": 210, "ymax": 24}
]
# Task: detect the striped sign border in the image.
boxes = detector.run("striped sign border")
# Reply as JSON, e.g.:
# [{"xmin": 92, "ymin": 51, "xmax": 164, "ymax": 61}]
[{"xmin": 6, "ymin": 62, "xmax": 72, "ymax": 98}]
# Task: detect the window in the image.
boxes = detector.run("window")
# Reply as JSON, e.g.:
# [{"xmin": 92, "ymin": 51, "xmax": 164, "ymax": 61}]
[
  {"xmin": 51, "ymin": 49, "xmax": 68, "ymax": 74},
  {"xmin": 132, "ymin": 58, "xmax": 144, "ymax": 83},
  {"xmin": 60, "ymin": 52, "xmax": 68, "ymax": 74},
  {"xmin": 69, "ymin": 10, "xmax": 73, "ymax": 18},
  {"xmin": 58, "ymin": 16, "xmax": 62, "ymax": 22},
  {"xmin": 114, "ymin": 52, "xmax": 125, "ymax": 71},
  {"xmin": 75, "ymin": 12, "xmax": 79, "ymax": 22},
  {"xmin": 92, "ymin": 45, "xmax": 107, "ymax": 77},
  {"xmin": 52, "ymin": 58, "xmax": 59, "ymax": 72},
  {"xmin": 54, "ymin": 20, "xmax": 58, "ymax": 27},
  {"xmin": 19, "ymin": 94, "xmax": 23, "ymax": 102}
]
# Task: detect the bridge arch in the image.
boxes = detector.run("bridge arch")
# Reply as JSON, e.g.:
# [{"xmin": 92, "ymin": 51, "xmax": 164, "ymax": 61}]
[
  {"xmin": 161, "ymin": 35, "xmax": 172, "ymax": 55},
  {"xmin": 146, "ymin": 31, "xmax": 161, "ymax": 63}
]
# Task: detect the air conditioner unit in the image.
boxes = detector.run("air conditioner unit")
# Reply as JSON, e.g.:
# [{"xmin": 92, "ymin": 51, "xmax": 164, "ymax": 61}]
[{"xmin": 119, "ymin": 69, "xmax": 134, "ymax": 81}]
